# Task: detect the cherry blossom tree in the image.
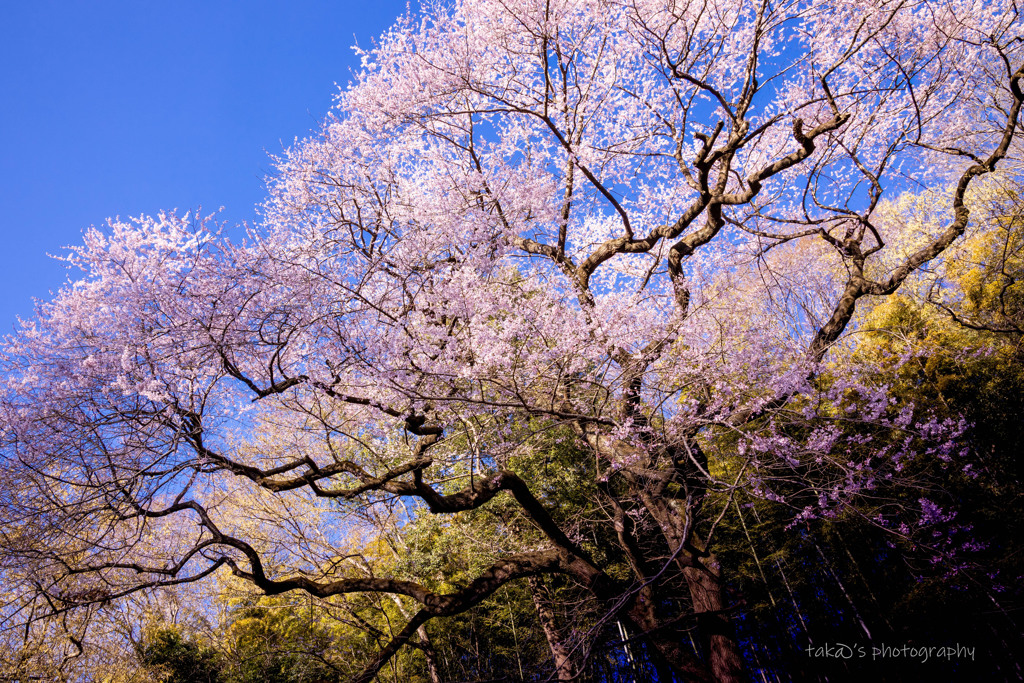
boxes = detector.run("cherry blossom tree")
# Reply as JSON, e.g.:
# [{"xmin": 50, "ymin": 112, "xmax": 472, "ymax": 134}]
[{"xmin": 1, "ymin": 0, "xmax": 1021, "ymax": 680}]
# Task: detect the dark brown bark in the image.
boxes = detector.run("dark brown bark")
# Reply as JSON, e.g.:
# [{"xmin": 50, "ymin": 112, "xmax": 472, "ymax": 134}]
[
  {"xmin": 586, "ymin": 430, "xmax": 745, "ymax": 683},
  {"xmin": 682, "ymin": 554, "xmax": 746, "ymax": 683},
  {"xmin": 528, "ymin": 576, "xmax": 574, "ymax": 682}
]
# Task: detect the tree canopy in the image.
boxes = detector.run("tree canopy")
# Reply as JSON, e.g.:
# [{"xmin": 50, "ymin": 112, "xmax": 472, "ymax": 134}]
[{"xmin": 1, "ymin": 0, "xmax": 1022, "ymax": 681}]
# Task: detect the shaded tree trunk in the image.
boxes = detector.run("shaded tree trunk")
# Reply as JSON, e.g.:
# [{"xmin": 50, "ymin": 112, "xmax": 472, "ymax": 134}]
[
  {"xmin": 682, "ymin": 554, "xmax": 746, "ymax": 683},
  {"xmin": 528, "ymin": 576, "xmax": 574, "ymax": 682},
  {"xmin": 590, "ymin": 433, "xmax": 747, "ymax": 683}
]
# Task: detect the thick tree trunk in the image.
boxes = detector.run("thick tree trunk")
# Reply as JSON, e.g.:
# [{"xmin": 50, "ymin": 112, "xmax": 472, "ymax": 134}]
[
  {"xmin": 584, "ymin": 432, "xmax": 745, "ymax": 682},
  {"xmin": 682, "ymin": 554, "xmax": 746, "ymax": 683},
  {"xmin": 528, "ymin": 576, "xmax": 574, "ymax": 681}
]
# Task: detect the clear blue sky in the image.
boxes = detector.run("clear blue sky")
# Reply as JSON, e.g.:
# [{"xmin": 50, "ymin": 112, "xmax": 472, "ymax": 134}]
[{"xmin": 0, "ymin": 0, "xmax": 410, "ymax": 331}]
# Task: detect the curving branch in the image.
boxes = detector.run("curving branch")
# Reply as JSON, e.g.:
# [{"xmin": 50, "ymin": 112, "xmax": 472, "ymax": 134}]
[{"xmin": 808, "ymin": 62, "xmax": 1023, "ymax": 360}]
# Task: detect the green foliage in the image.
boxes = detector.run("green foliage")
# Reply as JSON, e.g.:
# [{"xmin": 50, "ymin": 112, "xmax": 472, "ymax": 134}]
[
  {"xmin": 137, "ymin": 627, "xmax": 222, "ymax": 683},
  {"xmin": 222, "ymin": 596, "xmax": 341, "ymax": 683}
]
